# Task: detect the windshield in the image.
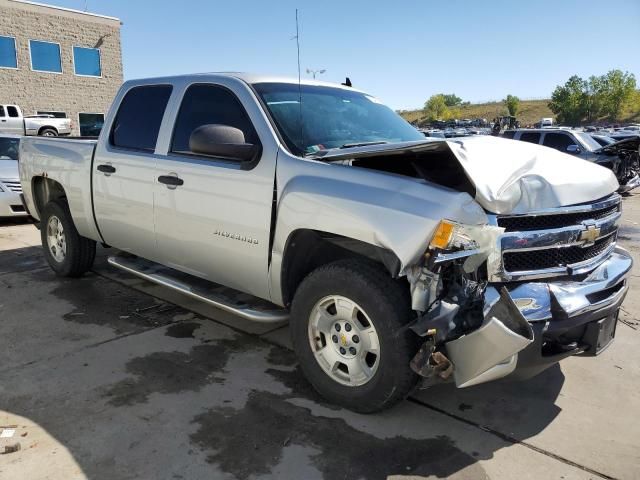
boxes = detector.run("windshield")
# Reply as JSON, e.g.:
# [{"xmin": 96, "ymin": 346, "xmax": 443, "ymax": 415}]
[
  {"xmin": 0, "ymin": 138, "xmax": 19, "ymax": 160},
  {"xmin": 253, "ymin": 83, "xmax": 424, "ymax": 156},
  {"xmin": 574, "ymin": 131, "xmax": 603, "ymax": 151}
]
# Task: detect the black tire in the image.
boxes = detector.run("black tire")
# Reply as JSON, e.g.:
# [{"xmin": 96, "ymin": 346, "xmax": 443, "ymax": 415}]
[
  {"xmin": 40, "ymin": 128, "xmax": 58, "ymax": 137},
  {"xmin": 290, "ymin": 259, "xmax": 419, "ymax": 413},
  {"xmin": 40, "ymin": 200, "xmax": 96, "ymax": 277}
]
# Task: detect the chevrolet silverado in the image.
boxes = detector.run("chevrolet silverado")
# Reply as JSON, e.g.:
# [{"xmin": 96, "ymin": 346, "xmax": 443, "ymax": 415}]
[{"xmin": 19, "ymin": 74, "xmax": 633, "ymax": 412}]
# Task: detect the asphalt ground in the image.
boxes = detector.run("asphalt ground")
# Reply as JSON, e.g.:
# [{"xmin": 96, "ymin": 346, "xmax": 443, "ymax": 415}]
[{"xmin": 0, "ymin": 191, "xmax": 638, "ymax": 480}]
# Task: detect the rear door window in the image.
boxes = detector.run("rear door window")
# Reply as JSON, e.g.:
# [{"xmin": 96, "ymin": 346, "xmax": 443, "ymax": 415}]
[
  {"xmin": 110, "ymin": 85, "xmax": 173, "ymax": 152},
  {"xmin": 519, "ymin": 132, "xmax": 541, "ymax": 144},
  {"xmin": 7, "ymin": 106, "xmax": 19, "ymax": 118},
  {"xmin": 543, "ymin": 133, "xmax": 574, "ymax": 151}
]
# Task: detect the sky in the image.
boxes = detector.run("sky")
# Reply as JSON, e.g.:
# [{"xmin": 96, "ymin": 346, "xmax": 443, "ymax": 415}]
[{"xmin": 37, "ymin": 0, "xmax": 640, "ymax": 110}]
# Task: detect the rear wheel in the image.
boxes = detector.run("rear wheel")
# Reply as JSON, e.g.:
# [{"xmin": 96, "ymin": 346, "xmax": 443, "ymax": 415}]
[
  {"xmin": 40, "ymin": 128, "xmax": 58, "ymax": 137},
  {"xmin": 290, "ymin": 259, "xmax": 419, "ymax": 413},
  {"xmin": 40, "ymin": 200, "xmax": 96, "ymax": 277}
]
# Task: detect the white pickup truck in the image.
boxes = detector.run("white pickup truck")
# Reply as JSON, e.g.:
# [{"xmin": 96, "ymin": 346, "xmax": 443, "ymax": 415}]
[
  {"xmin": 0, "ymin": 104, "xmax": 72, "ymax": 137},
  {"xmin": 19, "ymin": 74, "xmax": 633, "ymax": 412}
]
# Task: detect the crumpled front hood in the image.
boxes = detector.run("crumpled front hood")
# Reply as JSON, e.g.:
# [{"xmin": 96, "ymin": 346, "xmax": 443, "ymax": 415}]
[
  {"xmin": 0, "ymin": 161, "xmax": 19, "ymax": 180},
  {"xmin": 446, "ymin": 136, "xmax": 619, "ymax": 214}
]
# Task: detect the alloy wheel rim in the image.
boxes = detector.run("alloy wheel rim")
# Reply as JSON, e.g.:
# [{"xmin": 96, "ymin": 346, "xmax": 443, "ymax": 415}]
[
  {"xmin": 46, "ymin": 215, "xmax": 66, "ymax": 262},
  {"xmin": 308, "ymin": 295, "xmax": 380, "ymax": 387}
]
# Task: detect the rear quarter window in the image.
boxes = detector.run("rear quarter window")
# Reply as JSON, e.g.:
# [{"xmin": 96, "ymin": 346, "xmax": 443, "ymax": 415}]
[
  {"xmin": 520, "ymin": 132, "xmax": 541, "ymax": 144},
  {"xmin": 110, "ymin": 85, "xmax": 173, "ymax": 152}
]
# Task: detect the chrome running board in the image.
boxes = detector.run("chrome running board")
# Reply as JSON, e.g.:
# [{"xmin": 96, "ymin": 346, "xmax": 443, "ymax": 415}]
[{"xmin": 107, "ymin": 254, "xmax": 289, "ymax": 323}]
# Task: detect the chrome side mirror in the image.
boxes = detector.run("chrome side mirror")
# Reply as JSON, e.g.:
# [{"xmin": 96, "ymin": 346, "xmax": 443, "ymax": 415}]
[{"xmin": 566, "ymin": 144, "xmax": 581, "ymax": 154}]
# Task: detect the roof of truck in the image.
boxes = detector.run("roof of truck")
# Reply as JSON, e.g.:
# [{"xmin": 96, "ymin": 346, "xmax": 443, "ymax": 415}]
[{"xmin": 126, "ymin": 72, "xmax": 367, "ymax": 93}]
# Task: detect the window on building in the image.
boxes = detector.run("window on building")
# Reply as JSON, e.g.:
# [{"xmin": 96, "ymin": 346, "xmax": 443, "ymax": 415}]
[
  {"xmin": 73, "ymin": 46, "xmax": 101, "ymax": 77},
  {"xmin": 110, "ymin": 85, "xmax": 173, "ymax": 151},
  {"xmin": 79, "ymin": 113, "xmax": 105, "ymax": 137},
  {"xmin": 29, "ymin": 40, "xmax": 62, "ymax": 73},
  {"xmin": 36, "ymin": 111, "xmax": 67, "ymax": 118},
  {"xmin": 171, "ymin": 84, "xmax": 259, "ymax": 156},
  {"xmin": 520, "ymin": 132, "xmax": 541, "ymax": 144},
  {"xmin": 0, "ymin": 36, "xmax": 17, "ymax": 69}
]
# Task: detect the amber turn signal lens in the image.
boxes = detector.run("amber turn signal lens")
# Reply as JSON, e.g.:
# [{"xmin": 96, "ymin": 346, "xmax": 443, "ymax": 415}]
[{"xmin": 429, "ymin": 220, "xmax": 455, "ymax": 250}]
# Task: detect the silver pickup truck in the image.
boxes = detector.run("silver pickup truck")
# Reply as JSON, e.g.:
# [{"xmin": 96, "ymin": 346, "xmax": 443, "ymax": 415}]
[
  {"xmin": 19, "ymin": 74, "xmax": 633, "ymax": 412},
  {"xmin": 0, "ymin": 104, "xmax": 72, "ymax": 137}
]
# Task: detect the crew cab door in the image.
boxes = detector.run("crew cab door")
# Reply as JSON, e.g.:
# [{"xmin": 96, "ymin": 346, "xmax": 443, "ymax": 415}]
[
  {"xmin": 92, "ymin": 84, "xmax": 173, "ymax": 259},
  {"xmin": 153, "ymin": 80, "xmax": 277, "ymax": 300}
]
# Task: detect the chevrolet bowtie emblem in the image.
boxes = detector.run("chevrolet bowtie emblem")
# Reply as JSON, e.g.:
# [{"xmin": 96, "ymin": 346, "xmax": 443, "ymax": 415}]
[{"xmin": 579, "ymin": 225, "xmax": 601, "ymax": 247}]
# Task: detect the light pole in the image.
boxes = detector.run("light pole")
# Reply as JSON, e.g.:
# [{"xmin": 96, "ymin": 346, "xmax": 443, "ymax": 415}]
[{"xmin": 306, "ymin": 68, "xmax": 326, "ymax": 79}]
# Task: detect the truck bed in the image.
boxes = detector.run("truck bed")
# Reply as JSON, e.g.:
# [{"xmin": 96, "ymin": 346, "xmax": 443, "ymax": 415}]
[{"xmin": 19, "ymin": 136, "xmax": 101, "ymax": 242}]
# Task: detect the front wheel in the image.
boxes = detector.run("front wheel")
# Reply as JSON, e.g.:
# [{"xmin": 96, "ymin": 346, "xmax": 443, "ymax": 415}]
[
  {"xmin": 290, "ymin": 259, "xmax": 419, "ymax": 413},
  {"xmin": 40, "ymin": 200, "xmax": 96, "ymax": 277}
]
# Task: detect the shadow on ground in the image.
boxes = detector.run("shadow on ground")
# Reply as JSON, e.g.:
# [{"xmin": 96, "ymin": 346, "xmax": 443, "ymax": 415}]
[{"xmin": 0, "ymin": 243, "xmax": 566, "ymax": 479}]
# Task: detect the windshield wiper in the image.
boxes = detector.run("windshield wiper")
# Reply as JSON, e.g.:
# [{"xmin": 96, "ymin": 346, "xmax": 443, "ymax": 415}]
[{"xmin": 339, "ymin": 141, "xmax": 388, "ymax": 149}]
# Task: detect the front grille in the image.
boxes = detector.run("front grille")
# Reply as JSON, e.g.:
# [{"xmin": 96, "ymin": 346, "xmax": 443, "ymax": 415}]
[
  {"xmin": 1, "ymin": 180, "xmax": 22, "ymax": 193},
  {"xmin": 498, "ymin": 203, "xmax": 620, "ymax": 232},
  {"xmin": 503, "ymin": 234, "xmax": 616, "ymax": 272}
]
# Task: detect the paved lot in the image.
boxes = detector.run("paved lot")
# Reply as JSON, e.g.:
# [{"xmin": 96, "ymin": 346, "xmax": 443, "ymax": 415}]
[{"xmin": 0, "ymin": 193, "xmax": 639, "ymax": 480}]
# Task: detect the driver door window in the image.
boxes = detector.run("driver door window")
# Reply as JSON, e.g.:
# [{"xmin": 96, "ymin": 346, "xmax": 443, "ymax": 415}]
[{"xmin": 170, "ymin": 84, "xmax": 259, "ymax": 158}]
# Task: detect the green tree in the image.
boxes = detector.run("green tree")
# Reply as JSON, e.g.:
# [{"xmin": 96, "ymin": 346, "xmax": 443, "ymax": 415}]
[
  {"xmin": 424, "ymin": 94, "xmax": 449, "ymax": 120},
  {"xmin": 442, "ymin": 93, "xmax": 463, "ymax": 107},
  {"xmin": 503, "ymin": 94, "xmax": 520, "ymax": 116},
  {"xmin": 600, "ymin": 70, "xmax": 636, "ymax": 120},
  {"xmin": 548, "ymin": 75, "xmax": 588, "ymax": 126}
]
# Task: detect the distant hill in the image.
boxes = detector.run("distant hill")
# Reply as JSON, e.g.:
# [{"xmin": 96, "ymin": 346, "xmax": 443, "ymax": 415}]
[
  {"xmin": 399, "ymin": 97, "xmax": 640, "ymax": 126},
  {"xmin": 399, "ymin": 99, "xmax": 554, "ymax": 127}
]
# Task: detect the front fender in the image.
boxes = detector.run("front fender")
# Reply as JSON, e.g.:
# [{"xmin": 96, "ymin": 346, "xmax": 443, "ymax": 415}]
[{"xmin": 269, "ymin": 153, "xmax": 488, "ymax": 304}]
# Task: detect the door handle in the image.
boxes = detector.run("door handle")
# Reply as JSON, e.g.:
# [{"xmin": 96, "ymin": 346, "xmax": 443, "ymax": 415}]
[
  {"xmin": 158, "ymin": 175, "xmax": 184, "ymax": 187},
  {"xmin": 97, "ymin": 164, "xmax": 116, "ymax": 174}
]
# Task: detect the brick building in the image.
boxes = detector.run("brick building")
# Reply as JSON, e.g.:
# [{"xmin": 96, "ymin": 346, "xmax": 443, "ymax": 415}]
[{"xmin": 0, "ymin": 0, "xmax": 122, "ymax": 136}]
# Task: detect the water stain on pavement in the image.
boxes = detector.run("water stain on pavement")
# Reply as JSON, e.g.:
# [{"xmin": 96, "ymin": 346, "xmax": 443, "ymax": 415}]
[
  {"xmin": 190, "ymin": 390, "xmax": 483, "ymax": 480},
  {"xmin": 166, "ymin": 322, "xmax": 201, "ymax": 338},
  {"xmin": 102, "ymin": 335, "xmax": 264, "ymax": 406},
  {"xmin": 46, "ymin": 273, "xmax": 184, "ymax": 332}
]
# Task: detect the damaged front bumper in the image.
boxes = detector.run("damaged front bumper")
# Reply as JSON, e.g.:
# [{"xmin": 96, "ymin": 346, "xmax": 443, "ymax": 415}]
[
  {"xmin": 413, "ymin": 247, "xmax": 633, "ymax": 388},
  {"xmin": 619, "ymin": 173, "xmax": 640, "ymax": 194}
]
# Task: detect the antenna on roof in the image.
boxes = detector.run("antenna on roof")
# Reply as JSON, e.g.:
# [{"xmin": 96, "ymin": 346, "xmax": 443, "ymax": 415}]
[
  {"xmin": 293, "ymin": 9, "xmax": 306, "ymax": 155},
  {"xmin": 342, "ymin": 77, "xmax": 352, "ymax": 87}
]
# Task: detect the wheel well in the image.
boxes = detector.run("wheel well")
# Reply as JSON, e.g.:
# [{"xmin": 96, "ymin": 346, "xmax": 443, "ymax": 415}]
[
  {"xmin": 280, "ymin": 229, "xmax": 402, "ymax": 307},
  {"xmin": 38, "ymin": 126, "xmax": 57, "ymax": 135},
  {"xmin": 31, "ymin": 177, "xmax": 67, "ymax": 219}
]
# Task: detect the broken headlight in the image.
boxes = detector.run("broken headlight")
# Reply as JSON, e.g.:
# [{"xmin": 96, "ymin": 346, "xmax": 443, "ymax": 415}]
[{"xmin": 427, "ymin": 220, "xmax": 503, "ymax": 273}]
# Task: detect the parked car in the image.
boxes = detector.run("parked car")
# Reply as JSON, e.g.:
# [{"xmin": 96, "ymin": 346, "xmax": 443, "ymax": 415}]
[
  {"xmin": 0, "ymin": 134, "xmax": 27, "ymax": 218},
  {"xmin": 19, "ymin": 74, "xmax": 632, "ymax": 412},
  {"xmin": 420, "ymin": 129, "xmax": 445, "ymax": 138},
  {"xmin": 507, "ymin": 128, "xmax": 639, "ymax": 192},
  {"xmin": 0, "ymin": 104, "xmax": 71, "ymax": 137}
]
